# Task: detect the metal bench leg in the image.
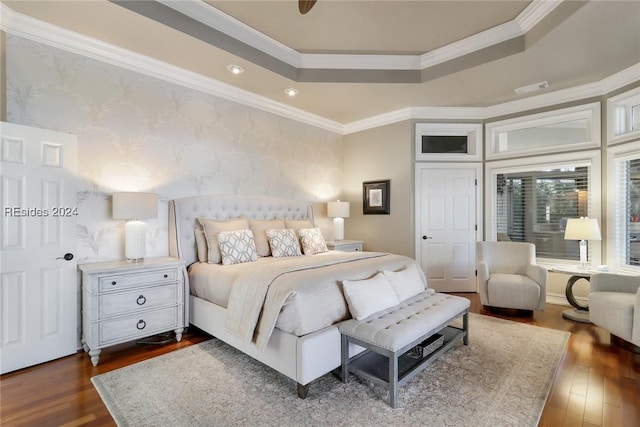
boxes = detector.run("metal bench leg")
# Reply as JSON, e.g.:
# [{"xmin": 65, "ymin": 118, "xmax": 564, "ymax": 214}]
[
  {"xmin": 389, "ymin": 352, "xmax": 399, "ymax": 408},
  {"xmin": 341, "ymin": 334, "xmax": 349, "ymax": 383},
  {"xmin": 463, "ymin": 311, "xmax": 469, "ymax": 345}
]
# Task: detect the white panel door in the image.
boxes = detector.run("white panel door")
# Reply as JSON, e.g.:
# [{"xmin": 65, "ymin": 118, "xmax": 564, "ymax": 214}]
[
  {"xmin": 416, "ymin": 165, "xmax": 479, "ymax": 292},
  {"xmin": 1, "ymin": 122, "xmax": 78, "ymax": 374}
]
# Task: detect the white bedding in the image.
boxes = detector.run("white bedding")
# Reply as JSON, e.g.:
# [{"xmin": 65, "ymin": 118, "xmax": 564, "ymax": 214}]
[{"xmin": 188, "ymin": 251, "xmax": 426, "ymax": 348}]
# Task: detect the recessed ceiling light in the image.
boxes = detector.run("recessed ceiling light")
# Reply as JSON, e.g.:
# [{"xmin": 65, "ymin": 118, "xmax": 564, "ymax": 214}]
[
  {"xmin": 514, "ymin": 81, "xmax": 549, "ymax": 95},
  {"xmin": 284, "ymin": 88, "xmax": 298, "ymax": 97},
  {"xmin": 227, "ymin": 64, "xmax": 244, "ymax": 75}
]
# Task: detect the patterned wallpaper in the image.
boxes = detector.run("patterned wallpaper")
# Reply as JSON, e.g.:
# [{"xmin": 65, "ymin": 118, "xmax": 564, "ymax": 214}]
[{"xmin": 6, "ymin": 36, "xmax": 344, "ymax": 263}]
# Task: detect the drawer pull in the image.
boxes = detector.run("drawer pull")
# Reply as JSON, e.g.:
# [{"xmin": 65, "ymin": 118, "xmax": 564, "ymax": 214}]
[
  {"xmin": 136, "ymin": 319, "xmax": 146, "ymax": 330},
  {"xmin": 136, "ymin": 295, "xmax": 147, "ymax": 306},
  {"xmin": 163, "ymin": 274, "xmax": 168, "ymax": 278},
  {"xmin": 111, "ymin": 281, "xmax": 117, "ymax": 286}
]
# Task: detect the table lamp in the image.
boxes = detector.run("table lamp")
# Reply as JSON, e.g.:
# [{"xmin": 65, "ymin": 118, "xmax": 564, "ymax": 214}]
[
  {"xmin": 327, "ymin": 201, "xmax": 350, "ymax": 241},
  {"xmin": 564, "ymin": 217, "xmax": 601, "ymax": 269},
  {"xmin": 112, "ymin": 192, "xmax": 158, "ymax": 262}
]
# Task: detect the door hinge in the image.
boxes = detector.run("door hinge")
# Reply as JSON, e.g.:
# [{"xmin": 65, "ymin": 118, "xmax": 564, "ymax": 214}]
[
  {"xmin": 475, "ymin": 269, "xmax": 478, "ymax": 276},
  {"xmin": 475, "ymin": 224, "xmax": 477, "ymax": 231},
  {"xmin": 475, "ymin": 179, "xmax": 478, "ymax": 186}
]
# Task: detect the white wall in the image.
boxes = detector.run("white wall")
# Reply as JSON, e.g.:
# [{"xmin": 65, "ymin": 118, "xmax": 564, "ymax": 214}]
[{"xmin": 6, "ymin": 36, "xmax": 344, "ymax": 263}]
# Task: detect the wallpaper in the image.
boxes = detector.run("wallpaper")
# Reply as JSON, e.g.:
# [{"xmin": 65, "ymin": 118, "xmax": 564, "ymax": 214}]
[{"xmin": 6, "ymin": 35, "xmax": 344, "ymax": 263}]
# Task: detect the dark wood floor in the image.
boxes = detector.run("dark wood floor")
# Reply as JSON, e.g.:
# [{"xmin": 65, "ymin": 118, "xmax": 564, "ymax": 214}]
[{"xmin": 1, "ymin": 294, "xmax": 639, "ymax": 426}]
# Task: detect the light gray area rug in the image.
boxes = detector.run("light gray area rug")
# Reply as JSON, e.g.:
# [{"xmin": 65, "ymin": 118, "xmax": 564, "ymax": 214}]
[{"xmin": 92, "ymin": 314, "xmax": 569, "ymax": 427}]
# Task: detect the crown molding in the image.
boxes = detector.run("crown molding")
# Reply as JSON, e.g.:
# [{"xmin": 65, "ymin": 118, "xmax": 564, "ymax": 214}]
[
  {"xmin": 157, "ymin": 0, "xmax": 302, "ymax": 67},
  {"xmin": 2, "ymin": 3, "xmax": 638, "ymax": 136},
  {"xmin": 0, "ymin": 3, "xmax": 344, "ymax": 134},
  {"xmin": 517, "ymin": 0, "xmax": 563, "ymax": 32},
  {"xmin": 161, "ymin": 0, "xmax": 561, "ymax": 72}
]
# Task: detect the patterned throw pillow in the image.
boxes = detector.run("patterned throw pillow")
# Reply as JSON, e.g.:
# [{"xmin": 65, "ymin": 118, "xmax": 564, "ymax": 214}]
[
  {"xmin": 266, "ymin": 229, "xmax": 302, "ymax": 258},
  {"xmin": 198, "ymin": 217, "xmax": 249, "ymax": 264},
  {"xmin": 217, "ymin": 229, "xmax": 258, "ymax": 265},
  {"xmin": 298, "ymin": 227, "xmax": 328, "ymax": 255}
]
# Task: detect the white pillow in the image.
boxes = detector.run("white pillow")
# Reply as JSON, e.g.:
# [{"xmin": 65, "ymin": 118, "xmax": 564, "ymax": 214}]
[
  {"xmin": 217, "ymin": 229, "xmax": 258, "ymax": 265},
  {"xmin": 198, "ymin": 217, "xmax": 249, "ymax": 264},
  {"xmin": 194, "ymin": 228, "xmax": 208, "ymax": 263},
  {"xmin": 342, "ymin": 273, "xmax": 400, "ymax": 320},
  {"xmin": 249, "ymin": 219, "xmax": 285, "ymax": 257},
  {"xmin": 298, "ymin": 227, "xmax": 328, "ymax": 255},
  {"xmin": 382, "ymin": 263, "xmax": 427, "ymax": 302},
  {"xmin": 284, "ymin": 219, "xmax": 314, "ymax": 231},
  {"xmin": 266, "ymin": 228, "xmax": 302, "ymax": 258}
]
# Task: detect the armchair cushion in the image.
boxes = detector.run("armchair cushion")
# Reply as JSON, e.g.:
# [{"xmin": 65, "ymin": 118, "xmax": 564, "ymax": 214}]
[
  {"xmin": 488, "ymin": 274, "xmax": 541, "ymax": 311},
  {"xmin": 589, "ymin": 272, "xmax": 640, "ymax": 347}
]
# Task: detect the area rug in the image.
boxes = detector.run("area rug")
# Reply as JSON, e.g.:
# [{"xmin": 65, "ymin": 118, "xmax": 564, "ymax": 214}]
[{"xmin": 92, "ymin": 313, "xmax": 569, "ymax": 427}]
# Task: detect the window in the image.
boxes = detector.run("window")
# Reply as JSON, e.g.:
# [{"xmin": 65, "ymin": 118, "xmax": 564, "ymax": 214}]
[
  {"xmin": 485, "ymin": 103, "xmax": 600, "ymax": 160},
  {"xmin": 607, "ymin": 87, "xmax": 640, "ymax": 144},
  {"xmin": 486, "ymin": 151, "xmax": 602, "ymax": 265},
  {"xmin": 415, "ymin": 123, "xmax": 482, "ymax": 162},
  {"xmin": 608, "ymin": 141, "xmax": 640, "ymax": 272}
]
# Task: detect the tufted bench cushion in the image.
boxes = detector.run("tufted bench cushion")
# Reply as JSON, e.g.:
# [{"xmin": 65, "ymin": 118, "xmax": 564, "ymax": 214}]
[{"xmin": 338, "ymin": 289, "xmax": 470, "ymax": 352}]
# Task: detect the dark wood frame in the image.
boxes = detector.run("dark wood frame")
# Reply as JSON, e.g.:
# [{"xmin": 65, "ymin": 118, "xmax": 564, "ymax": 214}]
[{"xmin": 363, "ymin": 179, "xmax": 390, "ymax": 215}]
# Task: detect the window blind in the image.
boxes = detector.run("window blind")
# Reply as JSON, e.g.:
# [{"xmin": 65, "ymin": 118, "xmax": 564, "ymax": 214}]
[
  {"xmin": 614, "ymin": 157, "xmax": 640, "ymax": 269},
  {"xmin": 496, "ymin": 167, "xmax": 590, "ymax": 260}
]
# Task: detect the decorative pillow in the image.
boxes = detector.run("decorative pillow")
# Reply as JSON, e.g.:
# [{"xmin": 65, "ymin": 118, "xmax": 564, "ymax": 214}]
[
  {"xmin": 382, "ymin": 263, "xmax": 427, "ymax": 302},
  {"xmin": 298, "ymin": 227, "xmax": 328, "ymax": 255},
  {"xmin": 217, "ymin": 229, "xmax": 258, "ymax": 265},
  {"xmin": 284, "ymin": 219, "xmax": 314, "ymax": 231},
  {"xmin": 342, "ymin": 273, "xmax": 400, "ymax": 320},
  {"xmin": 194, "ymin": 228, "xmax": 208, "ymax": 263},
  {"xmin": 266, "ymin": 228, "xmax": 302, "ymax": 258},
  {"xmin": 198, "ymin": 217, "xmax": 249, "ymax": 264},
  {"xmin": 249, "ymin": 219, "xmax": 285, "ymax": 257}
]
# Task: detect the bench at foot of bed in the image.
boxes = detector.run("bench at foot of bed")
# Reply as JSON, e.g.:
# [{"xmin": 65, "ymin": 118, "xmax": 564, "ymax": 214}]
[{"xmin": 338, "ymin": 291, "xmax": 470, "ymax": 408}]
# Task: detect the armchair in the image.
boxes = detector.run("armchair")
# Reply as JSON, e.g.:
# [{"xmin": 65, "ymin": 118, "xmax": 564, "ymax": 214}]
[
  {"xmin": 589, "ymin": 272, "xmax": 640, "ymax": 350},
  {"xmin": 477, "ymin": 242, "xmax": 547, "ymax": 311}
]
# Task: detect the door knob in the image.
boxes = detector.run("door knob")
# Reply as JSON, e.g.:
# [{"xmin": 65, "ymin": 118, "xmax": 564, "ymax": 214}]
[
  {"xmin": 422, "ymin": 236, "xmax": 433, "ymax": 240},
  {"xmin": 57, "ymin": 253, "xmax": 74, "ymax": 261}
]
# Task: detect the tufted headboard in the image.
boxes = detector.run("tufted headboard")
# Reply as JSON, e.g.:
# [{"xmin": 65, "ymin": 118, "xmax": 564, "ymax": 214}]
[{"xmin": 169, "ymin": 194, "xmax": 314, "ymax": 267}]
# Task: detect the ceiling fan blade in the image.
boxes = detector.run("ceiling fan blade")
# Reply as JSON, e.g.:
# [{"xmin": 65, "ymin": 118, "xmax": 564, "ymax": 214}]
[{"xmin": 299, "ymin": 0, "xmax": 317, "ymax": 14}]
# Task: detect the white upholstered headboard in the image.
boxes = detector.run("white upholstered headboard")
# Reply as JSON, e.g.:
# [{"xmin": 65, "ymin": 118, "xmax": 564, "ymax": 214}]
[{"xmin": 169, "ymin": 194, "xmax": 314, "ymax": 267}]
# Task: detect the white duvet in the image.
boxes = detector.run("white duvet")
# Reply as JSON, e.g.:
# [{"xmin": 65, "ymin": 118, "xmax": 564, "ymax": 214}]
[{"xmin": 189, "ymin": 251, "xmax": 426, "ymax": 350}]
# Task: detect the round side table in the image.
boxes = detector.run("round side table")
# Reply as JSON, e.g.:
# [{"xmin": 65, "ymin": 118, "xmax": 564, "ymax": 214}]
[{"xmin": 551, "ymin": 267, "xmax": 594, "ymax": 323}]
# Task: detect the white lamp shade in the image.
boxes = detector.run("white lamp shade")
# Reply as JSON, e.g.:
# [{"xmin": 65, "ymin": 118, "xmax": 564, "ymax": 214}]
[
  {"xmin": 327, "ymin": 201, "xmax": 350, "ymax": 218},
  {"xmin": 113, "ymin": 192, "xmax": 158, "ymax": 220},
  {"xmin": 564, "ymin": 218, "xmax": 601, "ymax": 241}
]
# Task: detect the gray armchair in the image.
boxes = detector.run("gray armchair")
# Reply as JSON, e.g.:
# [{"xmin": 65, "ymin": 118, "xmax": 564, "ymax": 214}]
[
  {"xmin": 477, "ymin": 242, "xmax": 547, "ymax": 311},
  {"xmin": 589, "ymin": 272, "xmax": 640, "ymax": 349}
]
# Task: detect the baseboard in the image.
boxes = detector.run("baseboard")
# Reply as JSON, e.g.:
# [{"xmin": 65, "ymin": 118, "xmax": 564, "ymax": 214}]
[{"xmin": 546, "ymin": 292, "xmax": 588, "ymax": 307}]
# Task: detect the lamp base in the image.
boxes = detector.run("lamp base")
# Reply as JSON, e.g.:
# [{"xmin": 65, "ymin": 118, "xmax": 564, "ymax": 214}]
[
  {"xmin": 333, "ymin": 217, "xmax": 344, "ymax": 241},
  {"xmin": 125, "ymin": 220, "xmax": 147, "ymax": 262}
]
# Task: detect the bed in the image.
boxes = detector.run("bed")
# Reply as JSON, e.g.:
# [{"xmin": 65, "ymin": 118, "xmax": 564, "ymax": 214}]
[{"xmin": 168, "ymin": 194, "xmax": 425, "ymax": 398}]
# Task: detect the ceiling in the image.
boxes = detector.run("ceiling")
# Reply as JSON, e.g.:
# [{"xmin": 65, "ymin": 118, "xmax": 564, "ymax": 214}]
[{"xmin": 2, "ymin": 0, "xmax": 640, "ymax": 127}]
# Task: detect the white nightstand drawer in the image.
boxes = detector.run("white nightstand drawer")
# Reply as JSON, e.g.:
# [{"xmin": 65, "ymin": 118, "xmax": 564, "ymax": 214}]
[
  {"xmin": 336, "ymin": 243, "xmax": 362, "ymax": 252},
  {"xmin": 99, "ymin": 284, "xmax": 179, "ymax": 318},
  {"xmin": 327, "ymin": 240, "xmax": 364, "ymax": 252},
  {"xmin": 99, "ymin": 306, "xmax": 180, "ymax": 345},
  {"xmin": 98, "ymin": 268, "xmax": 178, "ymax": 292}
]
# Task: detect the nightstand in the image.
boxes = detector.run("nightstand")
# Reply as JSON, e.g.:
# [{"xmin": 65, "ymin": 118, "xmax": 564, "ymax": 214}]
[
  {"xmin": 326, "ymin": 240, "xmax": 364, "ymax": 252},
  {"xmin": 80, "ymin": 257, "xmax": 186, "ymax": 366}
]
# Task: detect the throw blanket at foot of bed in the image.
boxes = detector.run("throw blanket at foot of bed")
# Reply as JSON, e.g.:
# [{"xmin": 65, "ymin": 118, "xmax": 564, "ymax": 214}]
[{"xmin": 225, "ymin": 252, "xmax": 425, "ymax": 350}]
